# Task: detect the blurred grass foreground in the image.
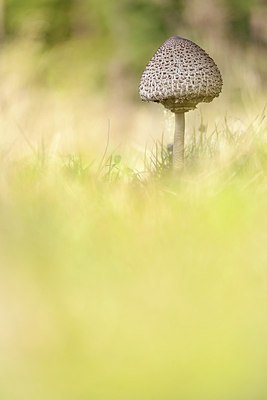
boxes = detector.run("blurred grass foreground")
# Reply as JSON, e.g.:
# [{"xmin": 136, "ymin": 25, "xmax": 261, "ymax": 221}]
[{"xmin": 0, "ymin": 1, "xmax": 267, "ymax": 399}]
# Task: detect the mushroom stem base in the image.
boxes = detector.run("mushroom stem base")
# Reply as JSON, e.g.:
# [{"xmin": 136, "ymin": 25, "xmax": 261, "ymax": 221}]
[{"xmin": 173, "ymin": 112, "xmax": 185, "ymax": 171}]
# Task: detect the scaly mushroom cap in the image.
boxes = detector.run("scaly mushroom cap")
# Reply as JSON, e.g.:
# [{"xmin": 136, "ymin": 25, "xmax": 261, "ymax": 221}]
[{"xmin": 139, "ymin": 36, "xmax": 223, "ymax": 113}]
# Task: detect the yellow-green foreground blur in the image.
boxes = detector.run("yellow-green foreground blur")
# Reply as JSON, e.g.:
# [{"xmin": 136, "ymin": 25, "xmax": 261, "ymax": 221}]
[{"xmin": 1, "ymin": 132, "xmax": 267, "ymax": 400}]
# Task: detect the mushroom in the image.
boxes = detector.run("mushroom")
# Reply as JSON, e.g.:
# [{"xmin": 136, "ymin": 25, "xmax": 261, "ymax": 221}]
[{"xmin": 139, "ymin": 36, "xmax": 223, "ymax": 171}]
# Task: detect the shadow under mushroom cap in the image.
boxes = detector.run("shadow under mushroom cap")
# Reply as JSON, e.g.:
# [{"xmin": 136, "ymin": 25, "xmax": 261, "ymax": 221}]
[{"xmin": 139, "ymin": 36, "xmax": 223, "ymax": 113}]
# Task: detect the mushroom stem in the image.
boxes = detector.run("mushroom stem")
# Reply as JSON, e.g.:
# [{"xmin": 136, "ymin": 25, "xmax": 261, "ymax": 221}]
[{"xmin": 173, "ymin": 112, "xmax": 185, "ymax": 170}]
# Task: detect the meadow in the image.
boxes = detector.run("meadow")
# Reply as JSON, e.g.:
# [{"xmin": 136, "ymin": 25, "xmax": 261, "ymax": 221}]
[{"xmin": 0, "ymin": 34, "xmax": 267, "ymax": 400}]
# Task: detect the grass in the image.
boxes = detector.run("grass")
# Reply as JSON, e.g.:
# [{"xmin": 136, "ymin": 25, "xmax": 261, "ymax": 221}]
[
  {"xmin": 0, "ymin": 109, "xmax": 267, "ymax": 399},
  {"xmin": 0, "ymin": 36, "xmax": 267, "ymax": 399}
]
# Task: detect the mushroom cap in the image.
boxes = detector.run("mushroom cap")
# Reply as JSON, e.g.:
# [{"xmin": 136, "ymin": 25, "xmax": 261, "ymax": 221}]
[{"xmin": 139, "ymin": 36, "xmax": 223, "ymax": 113}]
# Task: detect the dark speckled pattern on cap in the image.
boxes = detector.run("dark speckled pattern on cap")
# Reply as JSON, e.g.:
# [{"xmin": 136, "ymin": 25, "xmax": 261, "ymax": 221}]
[{"xmin": 139, "ymin": 36, "xmax": 223, "ymax": 113}]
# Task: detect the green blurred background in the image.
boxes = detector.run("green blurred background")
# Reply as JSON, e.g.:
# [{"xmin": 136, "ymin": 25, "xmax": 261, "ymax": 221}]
[
  {"xmin": 3, "ymin": 0, "xmax": 267, "ymax": 79},
  {"xmin": 0, "ymin": 0, "xmax": 266, "ymax": 156},
  {"xmin": 2, "ymin": 0, "xmax": 267, "ymax": 92}
]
